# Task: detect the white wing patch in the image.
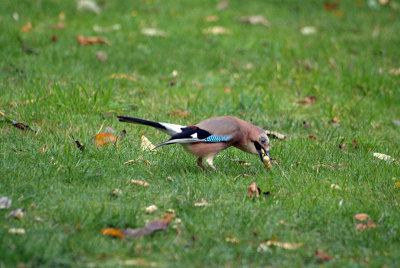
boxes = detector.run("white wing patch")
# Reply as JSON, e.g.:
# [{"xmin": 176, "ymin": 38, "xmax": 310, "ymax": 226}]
[{"xmin": 159, "ymin": 122, "xmax": 186, "ymax": 136}]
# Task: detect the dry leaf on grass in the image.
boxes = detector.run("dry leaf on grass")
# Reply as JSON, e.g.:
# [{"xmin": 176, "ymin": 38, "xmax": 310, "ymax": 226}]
[
  {"xmin": 76, "ymin": 35, "xmax": 110, "ymax": 45},
  {"xmin": 0, "ymin": 196, "xmax": 12, "ymax": 209},
  {"xmin": 102, "ymin": 214, "xmax": 174, "ymax": 239},
  {"xmin": 111, "ymin": 188, "xmax": 123, "ymax": 197},
  {"xmin": 93, "ymin": 24, "xmax": 121, "ymax": 32},
  {"xmin": 205, "ymin": 15, "xmax": 219, "ymax": 22},
  {"xmin": 300, "ymin": 26, "xmax": 317, "ymax": 35},
  {"xmin": 352, "ymin": 139, "xmax": 359, "ymax": 149},
  {"xmin": 225, "ymin": 237, "xmax": 240, "ymax": 243},
  {"xmin": 94, "ymin": 132, "xmax": 116, "ymax": 147},
  {"xmin": 8, "ymin": 228, "xmax": 26, "ymax": 235},
  {"xmin": 373, "ymin": 153, "xmax": 395, "ymax": 162},
  {"xmin": 356, "ymin": 221, "xmax": 376, "ymax": 231},
  {"xmin": 239, "ymin": 15, "xmax": 270, "ymax": 27},
  {"xmin": 168, "ymin": 110, "xmax": 190, "ymax": 117},
  {"xmin": 108, "ymin": 73, "xmax": 137, "ymax": 81},
  {"xmin": 259, "ymin": 240, "xmax": 302, "ymax": 251},
  {"xmin": 330, "ymin": 184, "xmax": 342, "ymax": 190},
  {"xmin": 141, "ymin": 28, "xmax": 167, "ymax": 37},
  {"xmin": 295, "ymin": 95, "xmax": 317, "ymax": 104},
  {"xmin": 194, "ymin": 198, "xmax": 210, "ymax": 207},
  {"xmin": 388, "ymin": 68, "xmax": 400, "ymax": 76},
  {"xmin": 202, "ymin": 26, "xmax": 231, "ymax": 35},
  {"xmin": 7, "ymin": 209, "xmax": 26, "ymax": 220},
  {"xmin": 248, "ymin": 182, "xmax": 260, "ymax": 198},
  {"xmin": 146, "ymin": 205, "xmax": 158, "ymax": 214},
  {"xmin": 131, "ymin": 180, "xmax": 150, "ymax": 187},
  {"xmin": 316, "ymin": 250, "xmax": 333, "ymax": 261},
  {"xmin": 141, "ymin": 136, "xmax": 155, "ymax": 151},
  {"xmin": 124, "ymin": 160, "xmax": 136, "ymax": 165},
  {"xmin": 265, "ymin": 130, "xmax": 287, "ymax": 140},
  {"xmin": 230, "ymin": 159, "xmax": 251, "ymax": 166},
  {"xmin": 354, "ymin": 213, "xmax": 370, "ymax": 221},
  {"xmin": 120, "ymin": 259, "xmax": 157, "ymax": 267},
  {"xmin": 217, "ymin": 1, "xmax": 229, "ymax": 10},
  {"xmin": 52, "ymin": 22, "xmax": 66, "ymax": 29},
  {"xmin": 21, "ymin": 22, "xmax": 32, "ymax": 33},
  {"xmin": 138, "ymin": 156, "xmax": 152, "ymax": 165},
  {"xmin": 324, "ymin": 1, "xmax": 339, "ymax": 11},
  {"xmin": 77, "ymin": 0, "xmax": 101, "ymax": 13}
]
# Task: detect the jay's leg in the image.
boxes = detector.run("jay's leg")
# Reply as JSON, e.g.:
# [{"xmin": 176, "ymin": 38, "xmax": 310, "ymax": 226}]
[
  {"xmin": 196, "ymin": 157, "xmax": 208, "ymax": 171},
  {"xmin": 205, "ymin": 155, "xmax": 216, "ymax": 170}
]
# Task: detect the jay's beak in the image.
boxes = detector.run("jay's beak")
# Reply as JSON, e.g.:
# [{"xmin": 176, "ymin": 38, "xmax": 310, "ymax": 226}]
[{"xmin": 254, "ymin": 142, "xmax": 270, "ymax": 162}]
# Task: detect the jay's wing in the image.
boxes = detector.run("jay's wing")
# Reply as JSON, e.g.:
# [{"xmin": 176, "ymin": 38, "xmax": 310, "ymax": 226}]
[
  {"xmin": 153, "ymin": 126, "xmax": 232, "ymax": 149},
  {"xmin": 117, "ymin": 116, "xmax": 186, "ymax": 136}
]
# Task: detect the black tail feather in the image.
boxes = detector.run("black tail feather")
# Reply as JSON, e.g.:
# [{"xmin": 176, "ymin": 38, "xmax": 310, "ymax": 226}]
[{"xmin": 117, "ymin": 116, "xmax": 167, "ymax": 131}]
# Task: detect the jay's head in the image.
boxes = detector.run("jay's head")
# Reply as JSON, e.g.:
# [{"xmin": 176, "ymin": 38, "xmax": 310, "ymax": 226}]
[{"xmin": 250, "ymin": 129, "xmax": 270, "ymax": 162}]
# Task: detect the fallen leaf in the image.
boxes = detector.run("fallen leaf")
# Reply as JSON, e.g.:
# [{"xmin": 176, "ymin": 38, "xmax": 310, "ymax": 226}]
[
  {"xmin": 131, "ymin": 179, "xmax": 150, "ymax": 187},
  {"xmin": 225, "ymin": 237, "xmax": 240, "ymax": 243},
  {"xmin": 168, "ymin": 110, "xmax": 190, "ymax": 117},
  {"xmin": 51, "ymin": 35, "xmax": 57, "ymax": 42},
  {"xmin": 93, "ymin": 24, "xmax": 121, "ymax": 32},
  {"xmin": 52, "ymin": 22, "xmax": 66, "ymax": 29},
  {"xmin": 330, "ymin": 184, "xmax": 342, "ymax": 190},
  {"xmin": 264, "ymin": 240, "xmax": 302, "ymax": 250},
  {"xmin": 366, "ymin": 220, "xmax": 376, "ymax": 228},
  {"xmin": 352, "ymin": 139, "xmax": 359, "ymax": 149},
  {"xmin": 141, "ymin": 136, "xmax": 155, "ymax": 151},
  {"xmin": 265, "ymin": 130, "xmax": 287, "ymax": 140},
  {"xmin": 248, "ymin": 182, "xmax": 260, "ymax": 198},
  {"xmin": 94, "ymin": 132, "xmax": 116, "ymax": 147},
  {"xmin": 120, "ymin": 259, "xmax": 157, "ymax": 267},
  {"xmin": 30, "ymin": 204, "xmax": 36, "ymax": 210},
  {"xmin": 76, "ymin": 35, "xmax": 110, "ymax": 45},
  {"xmin": 111, "ymin": 188, "xmax": 123, "ymax": 197},
  {"xmin": 356, "ymin": 221, "xmax": 376, "ymax": 231},
  {"xmin": 77, "ymin": 0, "xmax": 100, "ymax": 14},
  {"xmin": 108, "ymin": 73, "xmax": 137, "ymax": 81},
  {"xmin": 138, "ymin": 156, "xmax": 152, "ymax": 165},
  {"xmin": 373, "ymin": 152, "xmax": 395, "ymax": 161},
  {"xmin": 102, "ymin": 214, "xmax": 175, "ymax": 239},
  {"xmin": 217, "ymin": 1, "xmax": 229, "ymax": 10},
  {"xmin": 141, "ymin": 28, "xmax": 167, "ymax": 37},
  {"xmin": 8, "ymin": 209, "xmax": 26, "ymax": 220},
  {"xmin": 96, "ymin": 51, "xmax": 108, "ymax": 61},
  {"xmin": 332, "ymin": 10, "xmax": 344, "ymax": 18},
  {"xmin": 71, "ymin": 135, "xmax": 84, "ymax": 151},
  {"xmin": 395, "ymin": 182, "xmax": 400, "ymax": 188},
  {"xmin": 205, "ymin": 15, "xmax": 219, "ymax": 22},
  {"xmin": 59, "ymin": 12, "xmax": 66, "ymax": 20},
  {"xmin": 316, "ymin": 250, "xmax": 333, "ymax": 261},
  {"xmin": 324, "ymin": 1, "xmax": 339, "ymax": 11},
  {"xmin": 21, "ymin": 22, "xmax": 32, "ymax": 33},
  {"xmin": 339, "ymin": 142, "xmax": 347, "ymax": 149},
  {"xmin": 354, "ymin": 213, "xmax": 369, "ymax": 221},
  {"xmin": 309, "ymin": 134, "xmax": 317, "ymax": 140},
  {"xmin": 8, "ymin": 228, "xmax": 25, "ymax": 235},
  {"xmin": 239, "ymin": 15, "xmax": 270, "ymax": 27},
  {"xmin": 34, "ymin": 216, "xmax": 44, "ymax": 222},
  {"xmin": 295, "ymin": 95, "xmax": 317, "ymax": 104},
  {"xmin": 124, "ymin": 160, "xmax": 136, "ymax": 165},
  {"xmin": 39, "ymin": 144, "xmax": 46, "ymax": 153},
  {"xmin": 379, "ymin": 0, "xmax": 389, "ymax": 5},
  {"xmin": 0, "ymin": 196, "xmax": 12, "ymax": 209},
  {"xmin": 389, "ymin": 68, "xmax": 400, "ymax": 76},
  {"xmin": 202, "ymin": 26, "xmax": 231, "ymax": 35},
  {"xmin": 300, "ymin": 26, "xmax": 316, "ymax": 35},
  {"xmin": 167, "ymin": 176, "xmax": 173, "ymax": 181},
  {"xmin": 194, "ymin": 198, "xmax": 210, "ymax": 207},
  {"xmin": 146, "ymin": 205, "xmax": 158, "ymax": 214}
]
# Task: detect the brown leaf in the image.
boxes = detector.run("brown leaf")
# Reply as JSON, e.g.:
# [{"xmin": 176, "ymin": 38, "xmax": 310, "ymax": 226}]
[
  {"xmin": 76, "ymin": 35, "xmax": 110, "ymax": 46},
  {"xmin": 239, "ymin": 15, "xmax": 270, "ymax": 27},
  {"xmin": 367, "ymin": 220, "xmax": 376, "ymax": 228},
  {"xmin": 389, "ymin": 68, "xmax": 400, "ymax": 76},
  {"xmin": 354, "ymin": 213, "xmax": 369, "ymax": 221},
  {"xmin": 295, "ymin": 96, "xmax": 317, "ymax": 105},
  {"xmin": 308, "ymin": 134, "xmax": 317, "ymax": 140},
  {"xmin": 356, "ymin": 223, "xmax": 367, "ymax": 231},
  {"xmin": 316, "ymin": 250, "xmax": 333, "ymax": 261},
  {"xmin": 108, "ymin": 73, "xmax": 137, "ymax": 81},
  {"xmin": 138, "ymin": 156, "xmax": 152, "ymax": 165},
  {"xmin": 96, "ymin": 51, "xmax": 108, "ymax": 61},
  {"xmin": 21, "ymin": 22, "xmax": 32, "ymax": 33},
  {"xmin": 205, "ymin": 15, "xmax": 219, "ymax": 22},
  {"xmin": 217, "ymin": 1, "xmax": 229, "ymax": 10},
  {"xmin": 51, "ymin": 35, "xmax": 57, "ymax": 42},
  {"xmin": 94, "ymin": 132, "xmax": 116, "ymax": 147},
  {"xmin": 352, "ymin": 139, "xmax": 359, "ymax": 149},
  {"xmin": 131, "ymin": 179, "xmax": 150, "ymax": 187},
  {"xmin": 332, "ymin": 10, "xmax": 344, "ymax": 18},
  {"xmin": 52, "ymin": 22, "xmax": 66, "ymax": 29},
  {"xmin": 265, "ymin": 130, "xmax": 287, "ymax": 140},
  {"xmin": 102, "ymin": 214, "xmax": 175, "ymax": 239},
  {"xmin": 324, "ymin": 1, "xmax": 339, "ymax": 11},
  {"xmin": 202, "ymin": 26, "xmax": 231, "ymax": 35},
  {"xmin": 168, "ymin": 109, "xmax": 190, "ymax": 117},
  {"xmin": 248, "ymin": 182, "xmax": 260, "ymax": 198},
  {"xmin": 124, "ymin": 160, "xmax": 136, "ymax": 165},
  {"xmin": 39, "ymin": 144, "xmax": 46, "ymax": 153}
]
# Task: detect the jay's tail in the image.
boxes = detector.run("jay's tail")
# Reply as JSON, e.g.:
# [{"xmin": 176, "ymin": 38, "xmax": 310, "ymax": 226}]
[{"xmin": 117, "ymin": 115, "xmax": 186, "ymax": 136}]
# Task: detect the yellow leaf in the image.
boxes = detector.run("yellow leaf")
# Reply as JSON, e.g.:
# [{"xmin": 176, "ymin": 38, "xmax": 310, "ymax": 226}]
[
  {"xmin": 21, "ymin": 22, "xmax": 32, "ymax": 33},
  {"xmin": 101, "ymin": 228, "xmax": 124, "ymax": 238},
  {"xmin": 94, "ymin": 132, "xmax": 116, "ymax": 147},
  {"xmin": 131, "ymin": 179, "xmax": 150, "ymax": 187},
  {"xmin": 262, "ymin": 240, "xmax": 302, "ymax": 250},
  {"xmin": 141, "ymin": 136, "xmax": 155, "ymax": 150},
  {"xmin": 202, "ymin": 26, "xmax": 231, "ymax": 35}
]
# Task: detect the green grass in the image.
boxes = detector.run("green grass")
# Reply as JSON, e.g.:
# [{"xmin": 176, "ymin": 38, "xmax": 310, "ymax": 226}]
[{"xmin": 1, "ymin": 0, "xmax": 400, "ymax": 266}]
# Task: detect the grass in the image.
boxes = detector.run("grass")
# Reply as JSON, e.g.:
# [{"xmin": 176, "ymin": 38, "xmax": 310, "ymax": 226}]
[{"xmin": 1, "ymin": 0, "xmax": 400, "ymax": 266}]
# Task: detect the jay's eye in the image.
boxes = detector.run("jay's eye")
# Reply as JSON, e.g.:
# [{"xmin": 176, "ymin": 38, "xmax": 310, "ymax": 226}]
[{"xmin": 260, "ymin": 137, "xmax": 267, "ymax": 143}]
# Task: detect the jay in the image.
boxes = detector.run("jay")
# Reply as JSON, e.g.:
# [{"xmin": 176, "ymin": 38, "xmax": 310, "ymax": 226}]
[{"xmin": 118, "ymin": 115, "xmax": 270, "ymax": 171}]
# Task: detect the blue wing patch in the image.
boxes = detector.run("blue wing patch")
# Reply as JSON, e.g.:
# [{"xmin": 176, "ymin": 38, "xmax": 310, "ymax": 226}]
[{"xmin": 204, "ymin": 135, "xmax": 231, "ymax": 143}]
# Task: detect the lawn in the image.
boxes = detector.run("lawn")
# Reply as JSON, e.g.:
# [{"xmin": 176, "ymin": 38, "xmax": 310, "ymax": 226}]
[{"xmin": 1, "ymin": 0, "xmax": 400, "ymax": 266}]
